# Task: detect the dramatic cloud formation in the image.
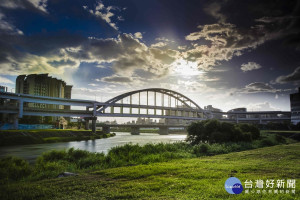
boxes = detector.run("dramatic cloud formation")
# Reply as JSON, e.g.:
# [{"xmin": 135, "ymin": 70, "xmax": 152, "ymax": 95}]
[
  {"xmin": 0, "ymin": 0, "xmax": 298, "ymax": 112},
  {"xmin": 184, "ymin": 0, "xmax": 300, "ymax": 72},
  {"xmin": 276, "ymin": 67, "xmax": 300, "ymax": 84},
  {"xmin": 184, "ymin": 22, "xmax": 269, "ymax": 70},
  {"xmin": 241, "ymin": 62, "xmax": 262, "ymax": 72}
]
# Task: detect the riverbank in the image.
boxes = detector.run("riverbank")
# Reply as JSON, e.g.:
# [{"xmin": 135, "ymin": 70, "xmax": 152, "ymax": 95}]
[
  {"xmin": 0, "ymin": 129, "xmax": 116, "ymax": 146},
  {"xmin": 111, "ymin": 128, "xmax": 187, "ymax": 134},
  {"xmin": 1, "ymin": 142, "xmax": 299, "ymax": 199}
]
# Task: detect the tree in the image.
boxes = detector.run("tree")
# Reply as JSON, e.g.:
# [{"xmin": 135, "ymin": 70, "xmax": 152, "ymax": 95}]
[{"xmin": 187, "ymin": 119, "xmax": 260, "ymax": 144}]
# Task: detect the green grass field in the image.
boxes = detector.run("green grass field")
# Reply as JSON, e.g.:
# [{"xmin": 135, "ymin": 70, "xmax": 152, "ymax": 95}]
[{"xmin": 1, "ymin": 143, "xmax": 299, "ymax": 199}]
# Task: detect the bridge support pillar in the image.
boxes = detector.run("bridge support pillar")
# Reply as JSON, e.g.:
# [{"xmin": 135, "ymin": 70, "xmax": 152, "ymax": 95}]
[
  {"xmin": 13, "ymin": 114, "xmax": 19, "ymax": 130},
  {"xmin": 131, "ymin": 127, "xmax": 140, "ymax": 135},
  {"xmin": 159, "ymin": 127, "xmax": 169, "ymax": 135},
  {"xmin": 103, "ymin": 126, "xmax": 110, "ymax": 134},
  {"xmin": 92, "ymin": 117, "xmax": 97, "ymax": 133},
  {"xmin": 84, "ymin": 118, "xmax": 89, "ymax": 130},
  {"xmin": 18, "ymin": 99, "xmax": 23, "ymax": 118},
  {"xmin": 259, "ymin": 115, "xmax": 262, "ymax": 124}
]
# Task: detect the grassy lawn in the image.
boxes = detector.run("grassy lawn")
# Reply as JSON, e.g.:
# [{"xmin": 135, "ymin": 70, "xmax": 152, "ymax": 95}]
[{"xmin": 1, "ymin": 143, "xmax": 299, "ymax": 199}]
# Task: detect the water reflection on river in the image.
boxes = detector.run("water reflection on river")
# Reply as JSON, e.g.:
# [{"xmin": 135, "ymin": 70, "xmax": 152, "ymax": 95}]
[{"xmin": 0, "ymin": 132, "xmax": 186, "ymax": 163}]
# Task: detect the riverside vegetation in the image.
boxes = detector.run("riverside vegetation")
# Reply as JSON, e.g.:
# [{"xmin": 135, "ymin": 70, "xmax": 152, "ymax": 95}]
[{"xmin": 0, "ymin": 120, "xmax": 299, "ymax": 199}]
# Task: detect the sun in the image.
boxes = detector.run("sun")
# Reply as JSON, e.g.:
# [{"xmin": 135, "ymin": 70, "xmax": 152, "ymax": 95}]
[{"xmin": 173, "ymin": 59, "xmax": 204, "ymax": 76}]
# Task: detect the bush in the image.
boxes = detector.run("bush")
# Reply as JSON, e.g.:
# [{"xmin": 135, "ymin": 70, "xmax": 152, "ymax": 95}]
[
  {"xmin": 193, "ymin": 143, "xmax": 209, "ymax": 156},
  {"xmin": 260, "ymin": 138, "xmax": 275, "ymax": 147},
  {"xmin": 237, "ymin": 123, "xmax": 260, "ymax": 140},
  {"xmin": 241, "ymin": 132, "xmax": 252, "ymax": 142},
  {"xmin": 0, "ymin": 157, "xmax": 31, "ymax": 181},
  {"xmin": 275, "ymin": 134, "xmax": 286, "ymax": 144}
]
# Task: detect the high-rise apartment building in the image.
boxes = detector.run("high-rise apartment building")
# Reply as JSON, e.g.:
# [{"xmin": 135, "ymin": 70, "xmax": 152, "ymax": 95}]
[
  {"xmin": 16, "ymin": 74, "xmax": 72, "ymax": 109},
  {"xmin": 290, "ymin": 87, "xmax": 300, "ymax": 125}
]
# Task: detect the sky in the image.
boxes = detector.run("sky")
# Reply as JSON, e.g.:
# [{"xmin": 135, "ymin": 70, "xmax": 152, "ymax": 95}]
[{"xmin": 0, "ymin": 0, "xmax": 300, "ymax": 113}]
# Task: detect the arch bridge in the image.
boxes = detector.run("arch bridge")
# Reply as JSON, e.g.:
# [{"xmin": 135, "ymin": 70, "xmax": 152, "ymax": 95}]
[
  {"xmin": 0, "ymin": 88, "xmax": 291, "ymax": 133},
  {"xmin": 94, "ymin": 88, "xmax": 209, "ymax": 120}
]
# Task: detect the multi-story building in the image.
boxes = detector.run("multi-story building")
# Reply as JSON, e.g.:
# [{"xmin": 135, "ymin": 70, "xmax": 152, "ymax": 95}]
[
  {"xmin": 204, "ymin": 105, "xmax": 223, "ymax": 119},
  {"xmin": 290, "ymin": 87, "xmax": 300, "ymax": 125},
  {"xmin": 0, "ymin": 86, "xmax": 8, "ymax": 92},
  {"xmin": 16, "ymin": 74, "xmax": 72, "ymax": 109},
  {"xmin": 227, "ymin": 108, "xmax": 247, "ymax": 120}
]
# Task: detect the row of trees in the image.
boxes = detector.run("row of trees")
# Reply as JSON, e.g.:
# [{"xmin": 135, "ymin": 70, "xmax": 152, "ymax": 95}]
[{"xmin": 186, "ymin": 119, "xmax": 260, "ymax": 144}]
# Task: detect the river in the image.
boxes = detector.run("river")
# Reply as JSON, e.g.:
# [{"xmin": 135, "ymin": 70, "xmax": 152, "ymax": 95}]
[{"xmin": 0, "ymin": 132, "xmax": 187, "ymax": 163}]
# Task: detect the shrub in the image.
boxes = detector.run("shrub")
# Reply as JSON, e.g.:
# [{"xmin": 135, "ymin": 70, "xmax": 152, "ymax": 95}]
[
  {"xmin": 67, "ymin": 148, "xmax": 89, "ymax": 162},
  {"xmin": 275, "ymin": 134, "xmax": 286, "ymax": 143},
  {"xmin": 39, "ymin": 149, "xmax": 68, "ymax": 162},
  {"xmin": 0, "ymin": 156, "xmax": 31, "ymax": 181},
  {"xmin": 241, "ymin": 132, "xmax": 253, "ymax": 142},
  {"xmin": 237, "ymin": 123, "xmax": 260, "ymax": 140},
  {"xmin": 260, "ymin": 138, "xmax": 275, "ymax": 147},
  {"xmin": 193, "ymin": 143, "xmax": 209, "ymax": 156}
]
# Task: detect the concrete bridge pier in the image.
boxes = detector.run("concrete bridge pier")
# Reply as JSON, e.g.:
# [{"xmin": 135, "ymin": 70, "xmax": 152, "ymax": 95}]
[
  {"xmin": 131, "ymin": 127, "xmax": 140, "ymax": 135},
  {"xmin": 13, "ymin": 114, "xmax": 19, "ymax": 130},
  {"xmin": 91, "ymin": 117, "xmax": 97, "ymax": 133},
  {"xmin": 159, "ymin": 127, "xmax": 169, "ymax": 135},
  {"xmin": 103, "ymin": 126, "xmax": 110, "ymax": 134},
  {"xmin": 84, "ymin": 118, "xmax": 89, "ymax": 130}
]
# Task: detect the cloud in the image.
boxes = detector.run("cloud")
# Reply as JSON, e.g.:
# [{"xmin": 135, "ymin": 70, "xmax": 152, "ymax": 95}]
[
  {"xmin": 134, "ymin": 32, "xmax": 143, "ymax": 39},
  {"xmin": 99, "ymin": 75, "xmax": 144, "ymax": 86},
  {"xmin": 71, "ymin": 86, "xmax": 128, "ymax": 100},
  {"xmin": 84, "ymin": 2, "xmax": 121, "ymax": 30},
  {"xmin": 149, "ymin": 48, "xmax": 178, "ymax": 65},
  {"xmin": 0, "ymin": 13, "xmax": 23, "ymax": 35},
  {"xmin": 101, "ymin": 75, "xmax": 133, "ymax": 83},
  {"xmin": 275, "ymin": 66, "xmax": 300, "ymax": 84},
  {"xmin": 184, "ymin": 0, "xmax": 300, "ymax": 71},
  {"xmin": 247, "ymin": 102, "xmax": 279, "ymax": 111},
  {"xmin": 241, "ymin": 62, "xmax": 262, "ymax": 72},
  {"xmin": 184, "ymin": 22, "xmax": 270, "ymax": 71},
  {"xmin": 151, "ymin": 42, "xmax": 167, "ymax": 48},
  {"xmin": 241, "ymin": 82, "xmax": 279, "ymax": 93},
  {"xmin": 0, "ymin": 76, "xmax": 14, "ymax": 84},
  {"xmin": 204, "ymin": 2, "xmax": 226, "ymax": 23},
  {"xmin": 0, "ymin": 0, "xmax": 48, "ymax": 13},
  {"xmin": 0, "ymin": 30, "xmax": 178, "ymax": 81},
  {"xmin": 0, "ymin": 53, "xmax": 80, "ymax": 76},
  {"xmin": 174, "ymin": 80, "xmax": 216, "ymax": 93},
  {"xmin": 155, "ymin": 37, "xmax": 174, "ymax": 43}
]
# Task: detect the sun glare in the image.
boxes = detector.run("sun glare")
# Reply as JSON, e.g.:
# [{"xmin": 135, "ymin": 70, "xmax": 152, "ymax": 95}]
[{"xmin": 173, "ymin": 59, "xmax": 204, "ymax": 76}]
